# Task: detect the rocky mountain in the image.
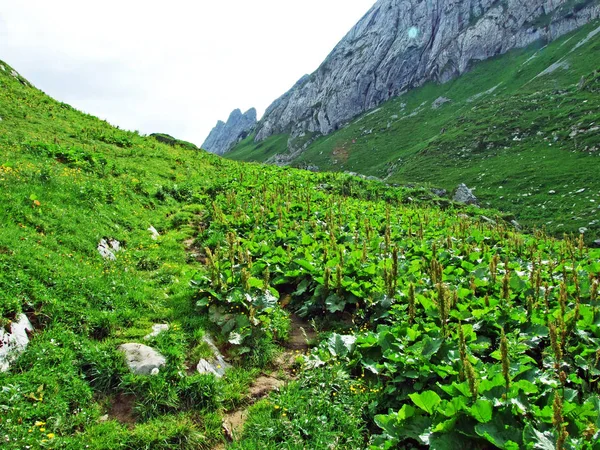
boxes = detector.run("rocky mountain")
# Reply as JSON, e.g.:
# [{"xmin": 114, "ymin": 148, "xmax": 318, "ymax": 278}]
[
  {"xmin": 202, "ymin": 108, "xmax": 257, "ymax": 155},
  {"xmin": 254, "ymin": 0, "xmax": 600, "ymax": 147}
]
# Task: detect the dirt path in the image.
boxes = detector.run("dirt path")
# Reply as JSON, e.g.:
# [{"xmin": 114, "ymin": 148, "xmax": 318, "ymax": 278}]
[
  {"xmin": 184, "ymin": 230, "xmax": 318, "ymax": 448},
  {"xmin": 216, "ymin": 315, "xmax": 316, "ymax": 448}
]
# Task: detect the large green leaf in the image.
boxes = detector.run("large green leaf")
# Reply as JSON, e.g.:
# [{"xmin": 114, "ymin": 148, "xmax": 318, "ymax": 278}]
[
  {"xmin": 421, "ymin": 335, "xmax": 442, "ymax": 359},
  {"xmin": 476, "ymin": 422, "xmax": 521, "ymax": 449},
  {"xmin": 327, "ymin": 333, "xmax": 356, "ymax": 358},
  {"xmin": 523, "ymin": 425, "xmax": 555, "ymax": 450},
  {"xmin": 429, "ymin": 431, "xmax": 470, "ymax": 450},
  {"xmin": 397, "ymin": 404, "xmax": 416, "ymax": 421},
  {"xmin": 409, "ymin": 390, "xmax": 442, "ymax": 415},
  {"xmin": 294, "ymin": 258, "xmax": 316, "ymax": 273},
  {"xmin": 325, "ymin": 293, "xmax": 346, "ymax": 313},
  {"xmin": 469, "ymin": 399, "xmax": 493, "ymax": 423}
]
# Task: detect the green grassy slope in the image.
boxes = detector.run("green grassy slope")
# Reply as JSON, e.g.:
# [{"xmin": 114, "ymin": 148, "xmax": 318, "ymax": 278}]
[
  {"xmin": 227, "ymin": 20, "xmax": 600, "ymax": 241},
  {"xmin": 225, "ymin": 132, "xmax": 289, "ymax": 163},
  {"xmin": 1, "ymin": 57, "xmax": 600, "ymax": 450}
]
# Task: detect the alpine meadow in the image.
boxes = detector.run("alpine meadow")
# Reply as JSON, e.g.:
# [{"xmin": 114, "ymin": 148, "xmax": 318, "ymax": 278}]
[{"xmin": 1, "ymin": 1, "xmax": 600, "ymax": 449}]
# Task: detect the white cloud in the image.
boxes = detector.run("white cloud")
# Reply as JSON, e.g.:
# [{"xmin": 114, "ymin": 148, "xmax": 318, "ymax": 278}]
[{"xmin": 0, "ymin": 0, "xmax": 375, "ymax": 146}]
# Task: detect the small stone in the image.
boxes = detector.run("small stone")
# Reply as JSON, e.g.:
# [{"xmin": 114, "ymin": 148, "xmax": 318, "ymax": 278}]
[
  {"xmin": 144, "ymin": 324, "xmax": 169, "ymax": 340},
  {"xmin": 549, "ymin": 190, "xmax": 556, "ymax": 194},
  {"xmin": 118, "ymin": 343, "xmax": 166, "ymax": 376},
  {"xmin": 98, "ymin": 415, "xmax": 109, "ymax": 423},
  {"xmin": 196, "ymin": 335, "xmax": 231, "ymax": 378},
  {"xmin": 148, "ymin": 226, "xmax": 160, "ymax": 240},
  {"xmin": 453, "ymin": 184, "xmax": 479, "ymax": 206},
  {"xmin": 579, "ymin": 227, "xmax": 588, "ymax": 234},
  {"xmin": 592, "ymin": 240, "xmax": 600, "ymax": 248},
  {"xmin": 480, "ymin": 215, "xmax": 496, "ymax": 225}
]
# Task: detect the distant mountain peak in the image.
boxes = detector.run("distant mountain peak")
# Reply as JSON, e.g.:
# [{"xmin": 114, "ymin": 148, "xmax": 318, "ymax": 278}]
[{"xmin": 202, "ymin": 108, "xmax": 257, "ymax": 155}]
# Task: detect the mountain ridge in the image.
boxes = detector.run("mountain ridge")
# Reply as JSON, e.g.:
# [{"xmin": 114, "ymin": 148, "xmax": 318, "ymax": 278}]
[{"xmin": 248, "ymin": 0, "xmax": 599, "ymax": 154}]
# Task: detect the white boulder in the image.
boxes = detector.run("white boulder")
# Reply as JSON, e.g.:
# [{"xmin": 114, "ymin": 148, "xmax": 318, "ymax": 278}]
[
  {"xmin": 118, "ymin": 343, "xmax": 166, "ymax": 375},
  {"xmin": 0, "ymin": 314, "xmax": 33, "ymax": 372}
]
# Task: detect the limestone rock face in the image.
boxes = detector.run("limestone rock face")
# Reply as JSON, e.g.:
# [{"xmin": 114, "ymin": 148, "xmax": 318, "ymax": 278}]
[
  {"xmin": 118, "ymin": 343, "xmax": 166, "ymax": 376},
  {"xmin": 255, "ymin": 0, "xmax": 600, "ymax": 144},
  {"xmin": 0, "ymin": 314, "xmax": 33, "ymax": 372},
  {"xmin": 202, "ymin": 108, "xmax": 257, "ymax": 155}
]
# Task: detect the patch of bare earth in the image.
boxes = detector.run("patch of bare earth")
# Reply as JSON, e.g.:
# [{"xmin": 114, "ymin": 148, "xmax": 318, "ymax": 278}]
[
  {"xmin": 105, "ymin": 393, "xmax": 136, "ymax": 427},
  {"xmin": 215, "ymin": 315, "xmax": 316, "ymax": 449}
]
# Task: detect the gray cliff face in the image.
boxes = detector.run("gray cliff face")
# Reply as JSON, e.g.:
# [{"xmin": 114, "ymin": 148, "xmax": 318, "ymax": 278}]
[
  {"xmin": 255, "ymin": 0, "xmax": 600, "ymax": 143},
  {"xmin": 202, "ymin": 108, "xmax": 257, "ymax": 155}
]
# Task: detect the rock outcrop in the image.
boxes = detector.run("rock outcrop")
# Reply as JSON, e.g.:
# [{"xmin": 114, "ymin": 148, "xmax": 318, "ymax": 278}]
[
  {"xmin": 202, "ymin": 108, "xmax": 257, "ymax": 155},
  {"xmin": 118, "ymin": 343, "xmax": 166, "ymax": 376},
  {"xmin": 98, "ymin": 238, "xmax": 121, "ymax": 261},
  {"xmin": 196, "ymin": 335, "xmax": 231, "ymax": 378},
  {"xmin": 454, "ymin": 183, "xmax": 479, "ymax": 205},
  {"xmin": 0, "ymin": 314, "xmax": 33, "ymax": 372},
  {"xmin": 254, "ymin": 0, "xmax": 600, "ymax": 146}
]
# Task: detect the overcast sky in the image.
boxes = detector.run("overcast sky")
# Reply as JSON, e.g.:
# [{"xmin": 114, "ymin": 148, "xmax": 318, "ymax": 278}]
[{"xmin": 0, "ymin": 0, "xmax": 375, "ymax": 146}]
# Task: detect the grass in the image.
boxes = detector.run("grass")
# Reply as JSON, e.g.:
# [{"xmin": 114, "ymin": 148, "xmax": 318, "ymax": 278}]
[
  {"xmin": 225, "ymin": 132, "xmax": 289, "ymax": 163},
  {"xmin": 226, "ymin": 19, "xmax": 600, "ymax": 241},
  {"xmin": 0, "ymin": 60, "xmax": 262, "ymax": 448}
]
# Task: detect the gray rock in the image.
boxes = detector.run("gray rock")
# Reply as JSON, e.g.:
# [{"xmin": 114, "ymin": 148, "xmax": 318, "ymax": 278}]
[
  {"xmin": 431, "ymin": 188, "xmax": 447, "ymax": 197},
  {"xmin": 98, "ymin": 238, "xmax": 120, "ymax": 260},
  {"xmin": 148, "ymin": 226, "xmax": 160, "ymax": 241},
  {"xmin": 432, "ymin": 97, "xmax": 452, "ymax": 109},
  {"xmin": 118, "ymin": 343, "xmax": 166, "ymax": 375},
  {"xmin": 592, "ymin": 239, "xmax": 600, "ymax": 248},
  {"xmin": 453, "ymin": 184, "xmax": 479, "ymax": 206},
  {"xmin": 0, "ymin": 314, "xmax": 33, "ymax": 372},
  {"xmin": 202, "ymin": 108, "xmax": 257, "ymax": 155},
  {"xmin": 254, "ymin": 0, "xmax": 600, "ymax": 148},
  {"xmin": 480, "ymin": 215, "xmax": 496, "ymax": 225},
  {"xmin": 144, "ymin": 324, "xmax": 169, "ymax": 340},
  {"xmin": 196, "ymin": 335, "xmax": 231, "ymax": 378}
]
